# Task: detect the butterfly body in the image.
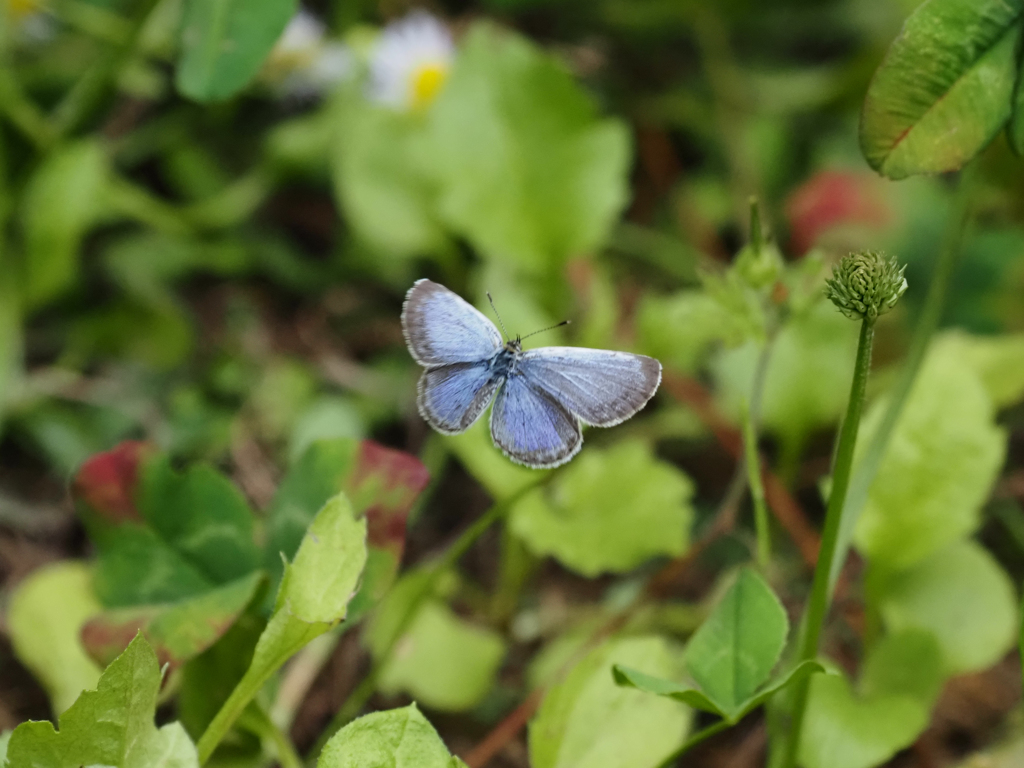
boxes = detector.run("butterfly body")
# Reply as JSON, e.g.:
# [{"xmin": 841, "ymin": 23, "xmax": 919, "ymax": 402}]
[{"xmin": 402, "ymin": 279, "xmax": 661, "ymax": 468}]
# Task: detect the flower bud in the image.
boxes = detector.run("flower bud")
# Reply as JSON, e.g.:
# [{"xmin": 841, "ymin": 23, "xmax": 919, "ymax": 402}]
[{"xmin": 824, "ymin": 251, "xmax": 907, "ymax": 322}]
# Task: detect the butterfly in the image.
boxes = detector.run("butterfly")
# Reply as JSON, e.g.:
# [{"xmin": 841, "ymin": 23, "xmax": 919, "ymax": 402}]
[{"xmin": 401, "ymin": 279, "xmax": 662, "ymax": 468}]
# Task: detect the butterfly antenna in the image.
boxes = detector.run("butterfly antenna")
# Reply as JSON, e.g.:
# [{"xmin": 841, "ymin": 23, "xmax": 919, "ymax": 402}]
[
  {"xmin": 486, "ymin": 292, "xmax": 510, "ymax": 341},
  {"xmin": 520, "ymin": 319, "xmax": 571, "ymax": 341}
]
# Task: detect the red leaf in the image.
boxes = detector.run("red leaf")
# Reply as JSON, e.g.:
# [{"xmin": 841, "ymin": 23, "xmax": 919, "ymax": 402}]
[
  {"xmin": 73, "ymin": 441, "xmax": 155, "ymax": 524},
  {"xmin": 785, "ymin": 171, "xmax": 890, "ymax": 256},
  {"xmin": 349, "ymin": 440, "xmax": 430, "ymax": 560}
]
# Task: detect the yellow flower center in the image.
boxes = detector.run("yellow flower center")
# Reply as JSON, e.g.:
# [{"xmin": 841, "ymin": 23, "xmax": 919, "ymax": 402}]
[{"xmin": 409, "ymin": 61, "xmax": 448, "ymax": 110}]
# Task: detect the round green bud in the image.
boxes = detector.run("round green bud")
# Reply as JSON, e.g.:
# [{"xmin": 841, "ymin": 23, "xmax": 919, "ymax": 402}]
[{"xmin": 824, "ymin": 251, "xmax": 907, "ymax": 322}]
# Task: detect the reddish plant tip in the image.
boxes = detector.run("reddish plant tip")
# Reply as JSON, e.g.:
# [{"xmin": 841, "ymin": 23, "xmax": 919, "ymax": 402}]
[
  {"xmin": 785, "ymin": 170, "xmax": 890, "ymax": 256},
  {"xmin": 351, "ymin": 440, "xmax": 430, "ymax": 556},
  {"xmin": 73, "ymin": 440, "xmax": 155, "ymax": 524}
]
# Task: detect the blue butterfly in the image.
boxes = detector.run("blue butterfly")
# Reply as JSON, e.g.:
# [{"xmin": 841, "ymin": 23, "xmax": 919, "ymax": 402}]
[{"xmin": 401, "ymin": 279, "xmax": 662, "ymax": 468}]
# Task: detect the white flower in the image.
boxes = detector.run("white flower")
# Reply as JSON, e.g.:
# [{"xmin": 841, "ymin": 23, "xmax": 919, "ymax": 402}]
[
  {"xmin": 266, "ymin": 8, "xmax": 354, "ymax": 98},
  {"xmin": 368, "ymin": 10, "xmax": 454, "ymax": 111}
]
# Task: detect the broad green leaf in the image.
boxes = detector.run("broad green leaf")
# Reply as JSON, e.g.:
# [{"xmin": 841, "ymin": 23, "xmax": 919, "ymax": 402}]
[
  {"xmin": 860, "ymin": 0, "xmax": 1023, "ymax": 179},
  {"xmin": 140, "ymin": 456, "xmax": 260, "ymax": 585},
  {"xmin": 799, "ymin": 631, "xmax": 943, "ymax": 768},
  {"xmin": 6, "ymin": 561, "xmax": 102, "ymax": 714},
  {"xmin": 873, "ymin": 540, "xmax": 1018, "ymax": 675},
  {"xmin": 265, "ymin": 438, "xmax": 428, "ymax": 619},
  {"xmin": 612, "ymin": 659, "xmax": 823, "ymax": 724},
  {"xmin": 6, "ymin": 634, "xmax": 199, "ymax": 768},
  {"xmin": 176, "ymin": 0, "xmax": 298, "ymax": 102},
  {"xmin": 80, "ymin": 571, "xmax": 264, "ymax": 668},
  {"xmin": 332, "ymin": 94, "xmax": 447, "ymax": 259},
  {"xmin": 510, "ymin": 440, "xmax": 693, "ymax": 576},
  {"xmin": 426, "ymin": 22, "xmax": 630, "ymax": 274},
  {"xmin": 933, "ymin": 330, "xmax": 1024, "ymax": 408},
  {"xmin": 713, "ymin": 301, "xmax": 859, "ymax": 449},
  {"xmin": 317, "ymin": 705, "xmax": 459, "ymax": 768},
  {"xmin": 20, "ymin": 139, "xmax": 108, "ymax": 310},
  {"xmin": 682, "ymin": 569, "xmax": 788, "ymax": 716},
  {"xmin": 289, "ymin": 397, "xmax": 366, "ymax": 464},
  {"xmin": 636, "ymin": 290, "xmax": 743, "ymax": 374},
  {"xmin": 374, "ymin": 600, "xmax": 506, "ymax": 712},
  {"xmin": 854, "ymin": 347, "xmax": 1005, "ymax": 568},
  {"xmin": 529, "ymin": 636, "xmax": 691, "ymax": 768},
  {"xmin": 197, "ymin": 494, "xmax": 367, "ymax": 756}
]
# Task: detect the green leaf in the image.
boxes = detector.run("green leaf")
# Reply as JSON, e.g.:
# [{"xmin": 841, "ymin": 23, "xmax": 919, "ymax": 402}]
[
  {"xmin": 933, "ymin": 330, "xmax": 1024, "ymax": 409},
  {"xmin": 139, "ymin": 456, "xmax": 260, "ymax": 585},
  {"xmin": 860, "ymin": 0, "xmax": 1023, "ymax": 179},
  {"xmin": 196, "ymin": 493, "xmax": 367, "ymax": 760},
  {"xmin": 6, "ymin": 561, "xmax": 103, "ymax": 715},
  {"xmin": 872, "ymin": 540, "xmax": 1018, "ymax": 675},
  {"xmin": 176, "ymin": 0, "xmax": 297, "ymax": 102},
  {"xmin": 799, "ymin": 631, "xmax": 943, "ymax": 768},
  {"xmin": 854, "ymin": 346, "xmax": 1006, "ymax": 568},
  {"xmin": 636, "ymin": 290, "xmax": 743, "ymax": 374},
  {"xmin": 612, "ymin": 659, "xmax": 824, "ymax": 724},
  {"xmin": 20, "ymin": 139, "xmax": 109, "ymax": 310},
  {"xmin": 374, "ymin": 600, "xmax": 506, "ymax": 712},
  {"xmin": 529, "ymin": 636, "xmax": 691, "ymax": 768},
  {"xmin": 6, "ymin": 634, "xmax": 199, "ymax": 768},
  {"xmin": 426, "ymin": 22, "xmax": 630, "ymax": 274},
  {"xmin": 80, "ymin": 571, "xmax": 265, "ymax": 668},
  {"xmin": 0, "ymin": 272, "xmax": 21, "ymax": 432},
  {"xmin": 510, "ymin": 440, "xmax": 693, "ymax": 577},
  {"xmin": 265, "ymin": 438, "xmax": 428, "ymax": 619},
  {"xmin": 317, "ymin": 704, "xmax": 458, "ymax": 768},
  {"xmin": 446, "ymin": 418, "xmax": 545, "ymax": 499},
  {"xmin": 683, "ymin": 569, "xmax": 788, "ymax": 714},
  {"xmin": 332, "ymin": 94, "xmax": 448, "ymax": 259}
]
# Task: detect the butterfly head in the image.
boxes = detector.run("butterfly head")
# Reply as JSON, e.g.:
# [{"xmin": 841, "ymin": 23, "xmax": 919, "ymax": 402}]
[{"xmin": 506, "ymin": 336, "xmax": 523, "ymax": 353}]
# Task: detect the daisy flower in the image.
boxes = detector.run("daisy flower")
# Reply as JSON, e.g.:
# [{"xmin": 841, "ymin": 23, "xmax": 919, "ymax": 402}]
[
  {"xmin": 367, "ymin": 10, "xmax": 454, "ymax": 111},
  {"xmin": 266, "ymin": 8, "xmax": 354, "ymax": 98}
]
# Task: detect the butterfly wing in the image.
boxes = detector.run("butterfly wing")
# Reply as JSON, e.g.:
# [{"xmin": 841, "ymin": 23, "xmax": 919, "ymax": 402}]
[
  {"xmin": 518, "ymin": 347, "xmax": 661, "ymax": 427},
  {"xmin": 489, "ymin": 374, "xmax": 582, "ymax": 468},
  {"xmin": 418, "ymin": 363, "xmax": 501, "ymax": 434},
  {"xmin": 402, "ymin": 279, "xmax": 503, "ymax": 367}
]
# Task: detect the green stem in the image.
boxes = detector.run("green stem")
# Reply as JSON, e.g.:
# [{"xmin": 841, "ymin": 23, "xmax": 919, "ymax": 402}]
[
  {"xmin": 237, "ymin": 703, "xmax": 304, "ymax": 768},
  {"xmin": 305, "ymin": 474, "xmax": 555, "ymax": 762},
  {"xmin": 741, "ymin": 399, "xmax": 770, "ymax": 569},
  {"xmin": 782, "ymin": 317, "xmax": 876, "ymax": 768},
  {"xmin": 656, "ymin": 718, "xmax": 732, "ymax": 768},
  {"xmin": 50, "ymin": 0, "xmax": 161, "ymax": 138},
  {"xmin": 826, "ymin": 165, "xmax": 976, "ymax": 592}
]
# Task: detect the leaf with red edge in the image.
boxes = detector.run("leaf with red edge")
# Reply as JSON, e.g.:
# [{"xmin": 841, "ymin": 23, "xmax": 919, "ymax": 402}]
[
  {"xmin": 73, "ymin": 440, "xmax": 154, "ymax": 524},
  {"xmin": 784, "ymin": 171, "xmax": 891, "ymax": 256},
  {"xmin": 264, "ymin": 439, "xmax": 429, "ymax": 618},
  {"xmin": 860, "ymin": 0, "xmax": 1023, "ymax": 179},
  {"xmin": 81, "ymin": 572, "xmax": 265, "ymax": 668}
]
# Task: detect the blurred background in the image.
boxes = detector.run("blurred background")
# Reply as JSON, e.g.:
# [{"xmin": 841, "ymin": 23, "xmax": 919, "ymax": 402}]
[{"xmin": 2, "ymin": 0, "xmax": 1024, "ymax": 766}]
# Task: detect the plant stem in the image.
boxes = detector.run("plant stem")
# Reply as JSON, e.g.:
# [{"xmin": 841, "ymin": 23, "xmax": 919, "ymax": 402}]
[
  {"xmin": 742, "ymin": 399, "xmax": 770, "ymax": 569},
  {"xmin": 238, "ymin": 703, "xmax": 304, "ymax": 768},
  {"xmin": 826, "ymin": 165, "xmax": 977, "ymax": 592},
  {"xmin": 50, "ymin": 0, "xmax": 161, "ymax": 138},
  {"xmin": 781, "ymin": 317, "xmax": 876, "ymax": 768},
  {"xmin": 656, "ymin": 718, "xmax": 732, "ymax": 768},
  {"xmin": 305, "ymin": 474, "xmax": 555, "ymax": 762}
]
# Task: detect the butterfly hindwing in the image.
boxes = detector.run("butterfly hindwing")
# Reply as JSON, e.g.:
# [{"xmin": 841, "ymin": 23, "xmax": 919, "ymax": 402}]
[
  {"xmin": 402, "ymin": 279, "xmax": 503, "ymax": 367},
  {"xmin": 489, "ymin": 374, "xmax": 582, "ymax": 468},
  {"xmin": 518, "ymin": 348, "xmax": 662, "ymax": 427},
  {"xmin": 418, "ymin": 363, "xmax": 501, "ymax": 434}
]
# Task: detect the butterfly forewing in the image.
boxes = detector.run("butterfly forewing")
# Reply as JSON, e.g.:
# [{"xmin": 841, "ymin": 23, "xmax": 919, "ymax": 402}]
[
  {"xmin": 518, "ymin": 348, "xmax": 662, "ymax": 427},
  {"xmin": 402, "ymin": 279, "xmax": 503, "ymax": 367},
  {"xmin": 490, "ymin": 375, "xmax": 582, "ymax": 468},
  {"xmin": 418, "ymin": 363, "xmax": 501, "ymax": 434}
]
